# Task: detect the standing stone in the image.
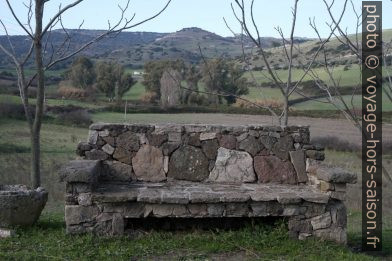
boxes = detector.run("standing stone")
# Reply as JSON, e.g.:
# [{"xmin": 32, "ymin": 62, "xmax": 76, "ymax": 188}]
[
  {"xmin": 289, "ymin": 150, "xmax": 308, "ymax": 183},
  {"xmin": 132, "ymin": 145, "xmax": 166, "ymax": 182},
  {"xmin": 209, "ymin": 147, "xmax": 256, "ymax": 183},
  {"xmin": 254, "ymin": 155, "xmax": 297, "ymax": 184},
  {"xmin": 160, "ymin": 69, "xmax": 182, "ymax": 108},
  {"xmin": 168, "ymin": 145, "xmax": 209, "ymax": 181},
  {"xmin": 113, "ymin": 131, "xmax": 140, "ymax": 165}
]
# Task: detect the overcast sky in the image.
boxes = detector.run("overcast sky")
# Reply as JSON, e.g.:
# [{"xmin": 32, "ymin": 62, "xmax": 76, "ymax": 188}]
[{"xmin": 1, "ymin": 0, "xmax": 391, "ymax": 38}]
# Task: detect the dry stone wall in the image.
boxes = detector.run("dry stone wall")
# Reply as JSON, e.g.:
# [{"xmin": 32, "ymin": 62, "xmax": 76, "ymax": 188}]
[
  {"xmin": 60, "ymin": 123, "xmax": 357, "ymax": 244},
  {"xmin": 77, "ymin": 123, "xmax": 322, "ymax": 185}
]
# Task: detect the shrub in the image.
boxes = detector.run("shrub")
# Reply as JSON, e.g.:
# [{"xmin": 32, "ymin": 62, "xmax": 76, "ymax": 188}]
[
  {"xmin": 311, "ymin": 136, "xmax": 391, "ymax": 155},
  {"xmin": 57, "ymin": 81, "xmax": 89, "ymax": 99},
  {"xmin": 234, "ymin": 98, "xmax": 283, "ymax": 110},
  {"xmin": 311, "ymin": 136, "xmax": 358, "ymax": 152},
  {"xmin": 0, "ymin": 103, "xmax": 31, "ymax": 120},
  {"xmin": 187, "ymin": 93, "xmax": 205, "ymax": 106},
  {"xmin": 140, "ymin": 91, "xmax": 159, "ymax": 104},
  {"xmin": 55, "ymin": 109, "xmax": 92, "ymax": 127},
  {"xmin": 0, "ymin": 143, "xmax": 30, "ymax": 153}
]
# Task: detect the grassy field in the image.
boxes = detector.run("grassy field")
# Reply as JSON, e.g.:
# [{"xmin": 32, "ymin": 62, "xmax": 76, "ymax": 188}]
[
  {"xmin": 0, "ymin": 94, "xmax": 104, "ymax": 110},
  {"xmin": 0, "ymin": 116, "xmax": 391, "ymax": 259},
  {"xmin": 0, "ymin": 211, "xmax": 384, "ymax": 261},
  {"xmin": 293, "ymin": 92, "xmax": 392, "ymax": 111}
]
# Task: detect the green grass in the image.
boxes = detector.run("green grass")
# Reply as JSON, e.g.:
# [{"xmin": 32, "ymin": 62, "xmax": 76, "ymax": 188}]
[
  {"xmin": 0, "ymin": 94, "xmax": 104, "ymax": 109},
  {"xmin": 293, "ymin": 92, "xmax": 392, "ymax": 112},
  {"xmin": 0, "ymin": 119, "xmax": 88, "ymax": 204},
  {"xmin": 0, "ymin": 119, "xmax": 391, "ymax": 259},
  {"xmin": 0, "ymin": 211, "xmax": 380, "ymax": 261},
  {"xmin": 0, "ymin": 118, "xmax": 87, "ymax": 154},
  {"xmin": 123, "ymin": 81, "xmax": 146, "ymax": 100}
]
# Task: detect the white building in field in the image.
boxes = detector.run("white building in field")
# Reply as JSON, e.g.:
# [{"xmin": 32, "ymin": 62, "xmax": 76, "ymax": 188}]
[{"xmin": 133, "ymin": 71, "xmax": 144, "ymax": 76}]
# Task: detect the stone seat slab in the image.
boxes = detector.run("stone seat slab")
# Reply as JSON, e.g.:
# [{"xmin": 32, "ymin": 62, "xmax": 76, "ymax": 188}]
[{"xmin": 90, "ymin": 181, "xmax": 330, "ymax": 205}]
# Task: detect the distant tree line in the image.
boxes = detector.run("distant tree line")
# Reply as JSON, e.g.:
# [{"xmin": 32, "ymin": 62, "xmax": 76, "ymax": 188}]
[
  {"xmin": 142, "ymin": 58, "xmax": 250, "ymax": 107},
  {"xmin": 64, "ymin": 56, "xmax": 136, "ymax": 102}
]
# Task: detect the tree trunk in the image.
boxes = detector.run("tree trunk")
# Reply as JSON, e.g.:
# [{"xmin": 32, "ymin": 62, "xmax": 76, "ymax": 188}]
[
  {"xmin": 115, "ymin": 81, "xmax": 121, "ymax": 105},
  {"xmin": 282, "ymin": 94, "xmax": 289, "ymax": 127},
  {"xmin": 30, "ymin": 0, "xmax": 45, "ymax": 189}
]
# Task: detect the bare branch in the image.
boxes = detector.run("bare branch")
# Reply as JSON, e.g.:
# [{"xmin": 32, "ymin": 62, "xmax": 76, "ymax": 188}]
[
  {"xmin": 5, "ymin": 0, "xmax": 34, "ymax": 38},
  {"xmin": 42, "ymin": 0, "xmax": 84, "ymax": 36}
]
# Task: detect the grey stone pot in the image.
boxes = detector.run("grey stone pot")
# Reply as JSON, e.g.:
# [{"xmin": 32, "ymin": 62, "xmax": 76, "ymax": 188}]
[{"xmin": 0, "ymin": 185, "xmax": 48, "ymax": 228}]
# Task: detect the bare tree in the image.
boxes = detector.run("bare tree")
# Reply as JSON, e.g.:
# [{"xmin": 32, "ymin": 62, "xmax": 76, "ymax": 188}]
[
  {"xmin": 306, "ymin": 0, "xmax": 391, "ymax": 182},
  {"xmin": 0, "ymin": 0, "xmax": 171, "ymax": 189},
  {"xmin": 228, "ymin": 0, "xmax": 349, "ymax": 126}
]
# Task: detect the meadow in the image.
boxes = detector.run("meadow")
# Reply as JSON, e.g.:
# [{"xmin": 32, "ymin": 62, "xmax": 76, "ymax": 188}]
[
  {"xmin": 0, "ymin": 62, "xmax": 391, "ymax": 259},
  {"xmin": 0, "ymin": 113, "xmax": 391, "ymax": 260}
]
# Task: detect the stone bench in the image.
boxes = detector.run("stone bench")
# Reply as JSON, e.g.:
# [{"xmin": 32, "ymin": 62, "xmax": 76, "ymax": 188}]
[{"xmin": 60, "ymin": 123, "xmax": 356, "ymax": 244}]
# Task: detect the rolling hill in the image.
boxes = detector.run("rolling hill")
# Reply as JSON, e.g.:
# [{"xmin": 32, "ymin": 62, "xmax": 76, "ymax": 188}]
[{"xmin": 0, "ymin": 27, "xmax": 306, "ymax": 69}]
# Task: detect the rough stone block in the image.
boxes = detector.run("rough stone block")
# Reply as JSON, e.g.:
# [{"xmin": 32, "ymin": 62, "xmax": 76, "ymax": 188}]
[
  {"xmin": 201, "ymin": 139, "xmax": 219, "ymax": 159},
  {"xmin": 59, "ymin": 160, "xmax": 101, "ymax": 184},
  {"xmin": 254, "ymin": 155, "xmax": 297, "ymax": 184},
  {"xmin": 101, "ymin": 161, "xmax": 135, "ymax": 182},
  {"xmin": 218, "ymin": 135, "xmax": 236, "ymax": 150},
  {"xmin": 316, "ymin": 166, "xmax": 357, "ymax": 184},
  {"xmin": 168, "ymin": 145, "xmax": 209, "ymax": 182},
  {"xmin": 102, "ymin": 144, "xmax": 115, "ymax": 155},
  {"xmin": 320, "ymin": 181, "xmax": 334, "ymax": 192},
  {"xmin": 306, "ymin": 150, "xmax": 325, "ymax": 161},
  {"xmin": 313, "ymin": 227, "xmax": 347, "ymax": 244},
  {"xmin": 289, "ymin": 150, "xmax": 308, "ymax": 183},
  {"xmin": 311, "ymin": 212, "xmax": 332, "ymax": 230},
  {"xmin": 132, "ymin": 145, "xmax": 166, "ymax": 182},
  {"xmin": 85, "ymin": 150, "xmax": 108, "ymax": 161},
  {"xmin": 209, "ymin": 148, "xmax": 256, "ymax": 183},
  {"xmin": 238, "ymin": 136, "xmax": 263, "ymax": 156},
  {"xmin": 65, "ymin": 205, "xmax": 99, "ymax": 225},
  {"xmin": 78, "ymin": 193, "xmax": 93, "ymax": 206}
]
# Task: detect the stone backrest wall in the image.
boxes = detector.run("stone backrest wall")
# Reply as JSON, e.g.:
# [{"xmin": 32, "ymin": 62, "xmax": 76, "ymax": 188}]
[{"xmin": 77, "ymin": 123, "xmax": 325, "ymax": 184}]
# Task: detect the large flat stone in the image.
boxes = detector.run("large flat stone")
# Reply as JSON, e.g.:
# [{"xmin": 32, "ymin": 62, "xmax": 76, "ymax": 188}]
[
  {"xmin": 59, "ymin": 160, "xmax": 101, "ymax": 184},
  {"xmin": 209, "ymin": 148, "xmax": 256, "ymax": 183},
  {"xmin": 91, "ymin": 181, "xmax": 330, "ymax": 206},
  {"xmin": 254, "ymin": 155, "xmax": 297, "ymax": 184},
  {"xmin": 316, "ymin": 166, "xmax": 357, "ymax": 184},
  {"xmin": 132, "ymin": 145, "xmax": 166, "ymax": 182},
  {"xmin": 168, "ymin": 145, "xmax": 209, "ymax": 181}
]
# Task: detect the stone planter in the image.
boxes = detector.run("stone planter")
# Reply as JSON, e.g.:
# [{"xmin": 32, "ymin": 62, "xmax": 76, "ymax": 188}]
[{"xmin": 0, "ymin": 185, "xmax": 48, "ymax": 228}]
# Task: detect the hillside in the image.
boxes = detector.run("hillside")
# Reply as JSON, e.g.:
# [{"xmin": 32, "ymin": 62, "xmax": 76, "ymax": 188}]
[{"xmin": 0, "ymin": 27, "xmax": 304, "ymax": 69}]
